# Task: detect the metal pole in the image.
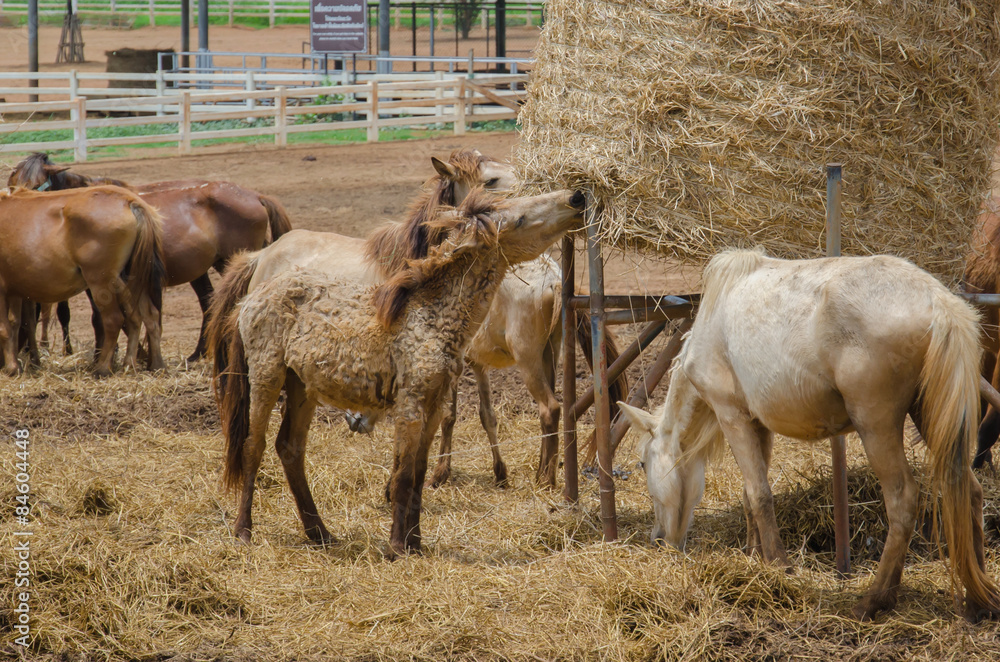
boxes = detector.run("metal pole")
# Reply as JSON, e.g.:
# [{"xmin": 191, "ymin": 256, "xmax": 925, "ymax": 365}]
[
  {"xmin": 181, "ymin": 0, "xmax": 190, "ymax": 71},
  {"xmin": 586, "ymin": 197, "xmax": 618, "ymax": 542},
  {"xmin": 411, "ymin": 2, "xmax": 417, "ymax": 72},
  {"xmin": 377, "ymin": 0, "xmax": 391, "ymax": 74},
  {"xmin": 429, "ymin": 7, "xmax": 435, "ymax": 71},
  {"xmin": 28, "ymin": 0, "xmax": 38, "ymax": 103},
  {"xmin": 496, "ymin": 0, "xmax": 506, "ymax": 71},
  {"xmin": 827, "ymin": 162, "xmax": 851, "ymax": 577},
  {"xmin": 198, "ymin": 0, "xmax": 208, "ymax": 52},
  {"xmin": 562, "ymin": 235, "xmax": 579, "ymax": 503}
]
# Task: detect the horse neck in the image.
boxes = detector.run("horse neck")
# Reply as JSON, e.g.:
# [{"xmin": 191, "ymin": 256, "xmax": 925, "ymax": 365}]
[
  {"xmin": 662, "ymin": 365, "xmax": 721, "ymax": 462},
  {"xmin": 410, "ymin": 249, "xmax": 506, "ymax": 342}
]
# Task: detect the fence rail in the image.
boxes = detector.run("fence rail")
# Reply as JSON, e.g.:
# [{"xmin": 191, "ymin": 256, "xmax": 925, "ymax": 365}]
[
  {"xmin": 0, "ymin": 1, "xmax": 543, "ymax": 28},
  {"xmin": 0, "ymin": 74, "xmax": 526, "ymax": 161}
]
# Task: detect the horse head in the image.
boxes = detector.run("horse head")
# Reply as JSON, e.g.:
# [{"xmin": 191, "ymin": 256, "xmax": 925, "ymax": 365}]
[
  {"xmin": 8, "ymin": 152, "xmax": 131, "ymax": 191},
  {"xmin": 480, "ymin": 188, "xmax": 585, "ymax": 265},
  {"xmin": 430, "ymin": 148, "xmax": 517, "ymax": 204},
  {"xmin": 8, "ymin": 153, "xmax": 70, "ymax": 191},
  {"xmin": 618, "ymin": 364, "xmax": 721, "ymax": 549}
]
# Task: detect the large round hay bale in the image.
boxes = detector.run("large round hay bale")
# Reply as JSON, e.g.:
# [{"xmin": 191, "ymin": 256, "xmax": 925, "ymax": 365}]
[{"xmin": 516, "ymin": 0, "xmax": 1000, "ymax": 284}]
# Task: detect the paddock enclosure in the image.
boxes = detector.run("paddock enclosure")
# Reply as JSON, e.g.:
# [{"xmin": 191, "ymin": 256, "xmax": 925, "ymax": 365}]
[{"xmin": 0, "ymin": 133, "xmax": 998, "ymax": 661}]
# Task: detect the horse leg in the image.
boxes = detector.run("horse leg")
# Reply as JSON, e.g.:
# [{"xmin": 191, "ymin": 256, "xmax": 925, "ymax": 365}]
[
  {"xmin": 86, "ymin": 282, "xmax": 124, "ymax": 377},
  {"xmin": 389, "ymin": 411, "xmax": 423, "ymax": 559},
  {"xmin": 743, "ymin": 426, "xmax": 773, "ymax": 557},
  {"xmin": 388, "ymin": 384, "xmax": 448, "ymax": 557},
  {"xmin": 234, "ymin": 377, "xmax": 285, "ymax": 544},
  {"xmin": 17, "ymin": 299, "xmax": 40, "ymax": 369},
  {"xmin": 524, "ymin": 342, "xmax": 560, "ymax": 488},
  {"xmin": 56, "ymin": 300, "xmax": 72, "ymax": 355},
  {"xmin": 471, "ymin": 363, "xmax": 508, "ymax": 486},
  {"xmin": 0, "ymin": 293, "xmax": 17, "ymax": 375},
  {"xmin": 85, "ymin": 290, "xmax": 105, "ymax": 365},
  {"xmin": 718, "ymin": 415, "xmax": 791, "ymax": 568},
  {"xmin": 405, "ymin": 392, "xmax": 448, "ymax": 552},
  {"xmin": 428, "ymin": 381, "xmax": 458, "ymax": 488},
  {"xmin": 274, "ymin": 371, "xmax": 332, "ymax": 545},
  {"xmin": 851, "ymin": 419, "xmax": 916, "ymax": 620},
  {"xmin": 187, "ymin": 273, "xmax": 214, "ymax": 363},
  {"xmin": 36, "ymin": 303, "xmax": 51, "ymax": 350},
  {"xmin": 137, "ymin": 290, "xmax": 164, "ymax": 371},
  {"xmin": 974, "ymin": 354, "xmax": 1000, "ymax": 470}
]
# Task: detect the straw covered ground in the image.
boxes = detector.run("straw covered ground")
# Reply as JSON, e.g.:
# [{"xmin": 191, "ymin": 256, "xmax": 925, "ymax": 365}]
[
  {"xmin": 516, "ymin": 0, "xmax": 1000, "ymax": 284},
  {"xmin": 1, "ymin": 346, "xmax": 1000, "ymax": 660}
]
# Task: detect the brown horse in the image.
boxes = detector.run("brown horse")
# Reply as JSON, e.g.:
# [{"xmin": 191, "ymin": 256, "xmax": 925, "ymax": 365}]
[
  {"xmin": 0, "ymin": 186, "xmax": 164, "ymax": 376},
  {"xmin": 962, "ymin": 194, "xmax": 1000, "ymax": 469},
  {"xmin": 7, "ymin": 153, "xmax": 293, "ymax": 362},
  {"xmin": 207, "ymin": 189, "xmax": 586, "ymax": 555}
]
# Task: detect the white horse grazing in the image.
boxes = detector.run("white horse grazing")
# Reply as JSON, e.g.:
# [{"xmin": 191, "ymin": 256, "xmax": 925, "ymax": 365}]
[{"xmin": 619, "ymin": 249, "xmax": 1000, "ymax": 621}]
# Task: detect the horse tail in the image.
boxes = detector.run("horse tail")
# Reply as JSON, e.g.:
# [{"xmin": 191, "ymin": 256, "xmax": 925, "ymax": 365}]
[
  {"xmin": 259, "ymin": 194, "xmax": 292, "ymax": 245},
  {"xmin": 206, "ymin": 250, "xmax": 258, "ymax": 494},
  {"xmin": 207, "ymin": 250, "xmax": 258, "ymax": 384},
  {"xmin": 920, "ymin": 288, "xmax": 1000, "ymax": 618},
  {"xmin": 124, "ymin": 200, "xmax": 166, "ymax": 315},
  {"xmin": 575, "ymin": 312, "xmax": 631, "ymax": 466}
]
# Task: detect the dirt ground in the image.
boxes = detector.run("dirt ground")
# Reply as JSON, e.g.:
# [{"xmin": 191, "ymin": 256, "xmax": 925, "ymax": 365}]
[{"xmin": 0, "ymin": 131, "xmax": 699, "ymax": 403}]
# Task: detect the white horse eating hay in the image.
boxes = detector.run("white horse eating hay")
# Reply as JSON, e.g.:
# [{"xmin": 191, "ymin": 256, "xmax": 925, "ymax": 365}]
[{"xmin": 619, "ymin": 249, "xmax": 1000, "ymax": 621}]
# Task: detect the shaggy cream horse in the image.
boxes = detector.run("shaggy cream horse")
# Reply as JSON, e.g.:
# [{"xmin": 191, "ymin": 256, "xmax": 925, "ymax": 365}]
[
  {"xmin": 620, "ymin": 249, "xmax": 1000, "ymax": 621},
  {"xmin": 209, "ymin": 189, "xmax": 585, "ymax": 557},
  {"xmin": 231, "ymin": 149, "xmax": 625, "ymax": 489}
]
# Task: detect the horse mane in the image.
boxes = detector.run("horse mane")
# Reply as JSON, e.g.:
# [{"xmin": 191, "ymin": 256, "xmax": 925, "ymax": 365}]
[
  {"xmin": 372, "ymin": 189, "xmax": 503, "ymax": 328},
  {"xmin": 699, "ymin": 248, "xmax": 767, "ymax": 314},
  {"xmin": 363, "ymin": 149, "xmax": 494, "ymax": 277},
  {"xmin": 8, "ymin": 152, "xmax": 133, "ymax": 191},
  {"xmin": 647, "ymin": 358, "xmax": 725, "ymax": 464}
]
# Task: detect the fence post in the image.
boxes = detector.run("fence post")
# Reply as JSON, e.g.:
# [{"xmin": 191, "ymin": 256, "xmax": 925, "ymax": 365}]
[
  {"xmin": 229, "ymin": 0, "xmax": 234, "ymax": 26},
  {"xmin": 148, "ymin": 0, "xmax": 155, "ymax": 27},
  {"xmin": 454, "ymin": 79, "xmax": 466, "ymax": 136},
  {"xmin": 367, "ymin": 80, "xmax": 379, "ymax": 142},
  {"xmin": 179, "ymin": 90, "xmax": 192, "ymax": 154},
  {"xmin": 434, "ymin": 71, "xmax": 444, "ymax": 119},
  {"xmin": 68, "ymin": 69, "xmax": 78, "ymax": 101},
  {"xmin": 155, "ymin": 69, "xmax": 165, "ymax": 116},
  {"xmin": 275, "ymin": 87, "xmax": 287, "ymax": 147},
  {"xmin": 245, "ymin": 70, "xmax": 256, "ymax": 112},
  {"xmin": 826, "ymin": 162, "xmax": 850, "ymax": 578},
  {"xmin": 71, "ymin": 97, "xmax": 87, "ymax": 162},
  {"xmin": 269, "ymin": 0, "xmax": 275, "ymax": 28}
]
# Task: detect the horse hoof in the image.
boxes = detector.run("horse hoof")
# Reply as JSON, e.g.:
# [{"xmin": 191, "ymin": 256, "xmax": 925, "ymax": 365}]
[
  {"xmin": 235, "ymin": 528, "xmax": 252, "ymax": 545},
  {"xmin": 494, "ymin": 463, "xmax": 509, "ymax": 487},
  {"xmin": 306, "ymin": 527, "xmax": 335, "ymax": 547},
  {"xmin": 428, "ymin": 468, "xmax": 450, "ymax": 488}
]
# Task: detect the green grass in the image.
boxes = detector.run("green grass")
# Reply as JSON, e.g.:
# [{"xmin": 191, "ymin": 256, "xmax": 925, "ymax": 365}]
[{"xmin": 1, "ymin": 117, "xmax": 515, "ymax": 162}]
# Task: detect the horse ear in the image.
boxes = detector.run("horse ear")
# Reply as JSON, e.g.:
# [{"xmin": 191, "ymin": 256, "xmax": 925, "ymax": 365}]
[
  {"xmin": 431, "ymin": 156, "xmax": 457, "ymax": 180},
  {"xmin": 618, "ymin": 402, "xmax": 657, "ymax": 435},
  {"xmin": 43, "ymin": 164, "xmax": 70, "ymax": 175}
]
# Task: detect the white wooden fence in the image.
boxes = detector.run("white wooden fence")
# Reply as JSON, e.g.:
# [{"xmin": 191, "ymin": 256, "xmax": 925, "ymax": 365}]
[{"xmin": 0, "ymin": 74, "xmax": 526, "ymax": 161}]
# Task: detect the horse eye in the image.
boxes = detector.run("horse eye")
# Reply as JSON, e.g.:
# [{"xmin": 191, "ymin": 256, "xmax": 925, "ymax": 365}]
[
  {"xmin": 485, "ymin": 178, "xmax": 499, "ymax": 188},
  {"xmin": 515, "ymin": 215, "xmax": 525, "ymax": 228}
]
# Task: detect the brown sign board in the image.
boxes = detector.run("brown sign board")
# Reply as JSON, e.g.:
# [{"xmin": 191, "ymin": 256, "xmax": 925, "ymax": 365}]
[{"xmin": 310, "ymin": 1, "xmax": 367, "ymax": 53}]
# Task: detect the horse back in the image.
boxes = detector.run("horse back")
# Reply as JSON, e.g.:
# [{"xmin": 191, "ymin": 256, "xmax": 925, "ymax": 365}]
[{"xmin": 687, "ymin": 253, "xmax": 938, "ymax": 439}]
